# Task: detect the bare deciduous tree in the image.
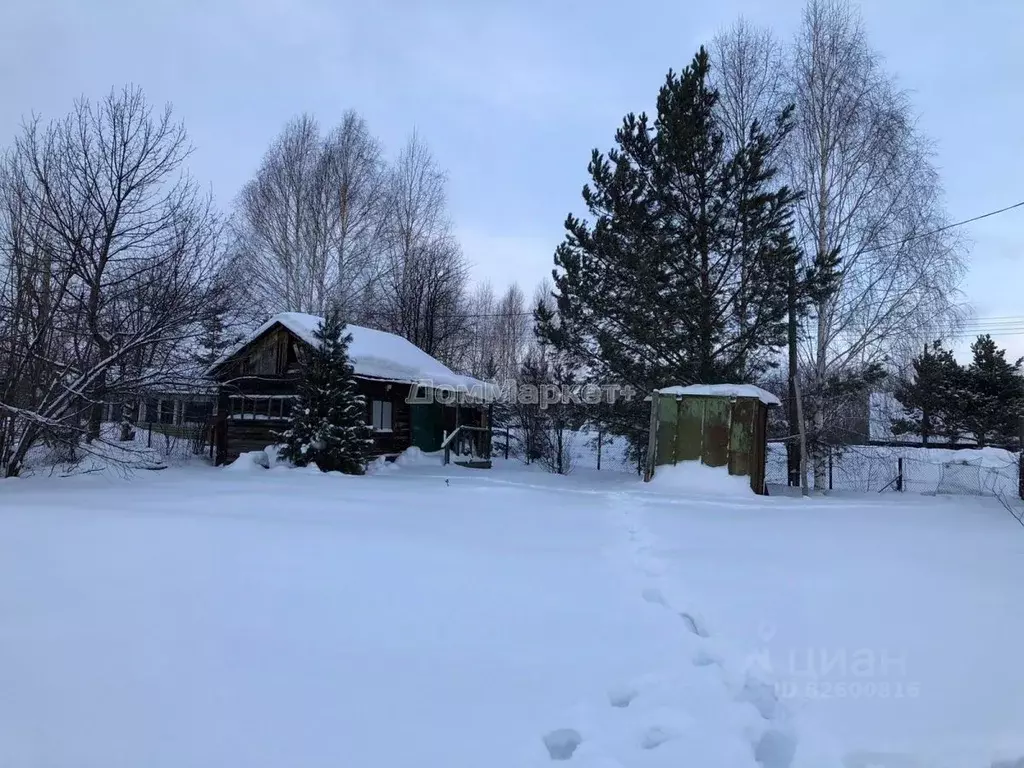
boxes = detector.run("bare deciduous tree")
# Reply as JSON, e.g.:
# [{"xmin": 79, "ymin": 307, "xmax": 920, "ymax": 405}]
[
  {"xmin": 712, "ymin": 19, "xmax": 806, "ymax": 483},
  {"xmin": 0, "ymin": 86, "xmax": 223, "ymax": 476},
  {"xmin": 463, "ymin": 280, "xmax": 497, "ymax": 378},
  {"xmin": 370, "ymin": 132, "xmax": 470, "ymax": 367},
  {"xmin": 492, "ymin": 283, "xmax": 529, "ymax": 381},
  {"xmin": 785, "ymin": 0, "xmax": 968, "ymax": 487},
  {"xmin": 459, "ymin": 281, "xmax": 531, "ymax": 381},
  {"xmin": 233, "ymin": 111, "xmax": 385, "ymax": 319},
  {"xmin": 711, "ymin": 18, "xmax": 787, "ymax": 155}
]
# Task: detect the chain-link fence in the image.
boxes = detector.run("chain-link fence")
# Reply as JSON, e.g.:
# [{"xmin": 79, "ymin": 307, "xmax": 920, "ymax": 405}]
[
  {"xmin": 139, "ymin": 420, "xmax": 211, "ymax": 458},
  {"xmin": 766, "ymin": 442, "xmax": 1021, "ymax": 497}
]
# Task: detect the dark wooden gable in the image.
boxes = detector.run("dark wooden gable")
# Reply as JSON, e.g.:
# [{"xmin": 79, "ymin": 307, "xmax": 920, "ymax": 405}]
[{"xmin": 213, "ymin": 322, "xmax": 302, "ymax": 384}]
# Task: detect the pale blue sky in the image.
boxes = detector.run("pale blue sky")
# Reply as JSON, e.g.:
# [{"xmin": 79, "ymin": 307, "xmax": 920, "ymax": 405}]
[{"xmin": 2, "ymin": 0, "xmax": 1021, "ymax": 360}]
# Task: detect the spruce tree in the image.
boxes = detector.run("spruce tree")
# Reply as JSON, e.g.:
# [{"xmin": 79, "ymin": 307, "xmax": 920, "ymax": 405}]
[
  {"xmin": 892, "ymin": 341, "xmax": 965, "ymax": 445},
  {"xmin": 277, "ymin": 311, "xmax": 374, "ymax": 474},
  {"xmin": 536, "ymin": 48, "xmax": 801, "ymax": 449},
  {"xmin": 196, "ymin": 309, "xmax": 244, "ymax": 371},
  {"xmin": 514, "ymin": 349, "xmax": 550, "ymax": 464},
  {"xmin": 963, "ymin": 334, "xmax": 1024, "ymax": 447}
]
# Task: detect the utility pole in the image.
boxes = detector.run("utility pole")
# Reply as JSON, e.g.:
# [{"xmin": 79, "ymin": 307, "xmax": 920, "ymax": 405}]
[
  {"xmin": 1019, "ymin": 416, "xmax": 1023, "ymax": 501},
  {"xmin": 794, "ymin": 375, "xmax": 810, "ymax": 496},
  {"xmin": 787, "ymin": 261, "xmax": 800, "ymax": 487}
]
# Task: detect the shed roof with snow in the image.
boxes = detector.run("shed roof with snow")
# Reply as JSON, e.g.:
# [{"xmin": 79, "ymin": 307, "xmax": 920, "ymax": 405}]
[{"xmin": 648, "ymin": 383, "xmax": 781, "ymax": 406}]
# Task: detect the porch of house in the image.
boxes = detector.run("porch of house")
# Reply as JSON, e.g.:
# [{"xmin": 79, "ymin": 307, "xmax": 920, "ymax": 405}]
[
  {"xmin": 100, "ymin": 395, "xmax": 216, "ymax": 447},
  {"xmin": 409, "ymin": 399, "xmax": 493, "ymax": 469},
  {"xmin": 211, "ymin": 382, "xmax": 493, "ymax": 469}
]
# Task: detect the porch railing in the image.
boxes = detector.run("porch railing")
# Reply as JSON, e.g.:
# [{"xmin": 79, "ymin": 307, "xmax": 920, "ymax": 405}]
[{"xmin": 441, "ymin": 425, "xmax": 492, "ymax": 465}]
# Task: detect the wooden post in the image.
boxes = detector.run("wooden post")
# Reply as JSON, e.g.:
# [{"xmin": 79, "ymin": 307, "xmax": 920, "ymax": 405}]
[
  {"xmin": 214, "ymin": 387, "xmax": 230, "ymax": 466},
  {"xmin": 504, "ymin": 427, "xmax": 510, "ymax": 460},
  {"xmin": 487, "ymin": 404, "xmax": 494, "ymax": 459},
  {"xmin": 597, "ymin": 426, "xmax": 603, "ymax": 471},
  {"xmin": 793, "ymin": 377, "xmax": 809, "ymax": 496},
  {"xmin": 828, "ymin": 448, "xmax": 833, "ymax": 491},
  {"xmin": 1018, "ymin": 417, "xmax": 1023, "ymax": 500},
  {"xmin": 897, "ymin": 457, "xmax": 904, "ymax": 492},
  {"xmin": 644, "ymin": 392, "xmax": 660, "ymax": 481}
]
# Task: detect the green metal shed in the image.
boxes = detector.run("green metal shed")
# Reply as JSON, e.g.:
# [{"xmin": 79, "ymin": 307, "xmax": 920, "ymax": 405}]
[{"xmin": 643, "ymin": 384, "xmax": 780, "ymax": 495}]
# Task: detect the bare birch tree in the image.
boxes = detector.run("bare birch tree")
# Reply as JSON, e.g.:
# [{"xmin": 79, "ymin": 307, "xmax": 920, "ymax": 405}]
[
  {"xmin": 458, "ymin": 281, "xmax": 531, "ymax": 381},
  {"xmin": 493, "ymin": 283, "xmax": 529, "ymax": 381},
  {"xmin": 711, "ymin": 18, "xmax": 787, "ymax": 156},
  {"xmin": 712, "ymin": 20, "xmax": 808, "ymax": 484},
  {"xmin": 464, "ymin": 280, "xmax": 497, "ymax": 378},
  {"xmin": 371, "ymin": 132, "xmax": 470, "ymax": 367},
  {"xmin": 787, "ymin": 0, "xmax": 967, "ymax": 486},
  {"xmin": 233, "ymin": 111, "xmax": 385, "ymax": 319}
]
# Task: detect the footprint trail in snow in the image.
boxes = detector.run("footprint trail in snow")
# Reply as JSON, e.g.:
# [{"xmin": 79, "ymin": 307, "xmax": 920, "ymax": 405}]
[{"xmin": 531, "ymin": 490, "xmax": 803, "ymax": 768}]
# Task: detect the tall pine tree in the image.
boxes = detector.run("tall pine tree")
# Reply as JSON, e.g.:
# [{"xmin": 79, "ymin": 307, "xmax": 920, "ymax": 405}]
[
  {"xmin": 892, "ymin": 341, "xmax": 966, "ymax": 445},
  {"xmin": 537, "ymin": 48, "xmax": 800, "ymax": 415},
  {"xmin": 963, "ymin": 334, "xmax": 1024, "ymax": 447},
  {"xmin": 277, "ymin": 312, "xmax": 374, "ymax": 474}
]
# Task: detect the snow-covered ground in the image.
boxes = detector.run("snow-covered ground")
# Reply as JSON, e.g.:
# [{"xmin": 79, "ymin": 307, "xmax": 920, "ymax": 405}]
[
  {"xmin": 16, "ymin": 422, "xmax": 206, "ymax": 478},
  {"xmin": 1, "ymin": 454, "xmax": 1023, "ymax": 767}
]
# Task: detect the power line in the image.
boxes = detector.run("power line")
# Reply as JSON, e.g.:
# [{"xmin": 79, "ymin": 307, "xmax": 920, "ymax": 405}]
[
  {"xmin": 452, "ymin": 198, "xmax": 1024, "ymax": 320},
  {"xmin": 961, "ymin": 322, "xmax": 1024, "ymax": 328},
  {"xmin": 855, "ymin": 199, "xmax": 1024, "ymax": 256}
]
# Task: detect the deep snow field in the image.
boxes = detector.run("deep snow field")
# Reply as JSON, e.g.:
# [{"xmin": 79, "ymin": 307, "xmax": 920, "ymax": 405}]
[{"xmin": 1, "ymin": 452, "xmax": 1023, "ymax": 768}]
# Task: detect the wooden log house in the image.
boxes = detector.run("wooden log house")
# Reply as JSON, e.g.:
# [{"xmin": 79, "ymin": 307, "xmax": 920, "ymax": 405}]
[{"xmin": 206, "ymin": 313, "xmax": 494, "ymax": 468}]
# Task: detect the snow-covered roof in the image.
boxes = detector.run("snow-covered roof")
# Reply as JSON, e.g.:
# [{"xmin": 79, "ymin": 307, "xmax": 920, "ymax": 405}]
[
  {"xmin": 210, "ymin": 312, "xmax": 495, "ymax": 397},
  {"xmin": 652, "ymin": 384, "xmax": 781, "ymax": 406}
]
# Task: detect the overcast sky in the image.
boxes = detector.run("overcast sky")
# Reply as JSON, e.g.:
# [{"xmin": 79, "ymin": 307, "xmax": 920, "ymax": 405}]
[{"xmin": 2, "ymin": 0, "xmax": 1021, "ymax": 360}]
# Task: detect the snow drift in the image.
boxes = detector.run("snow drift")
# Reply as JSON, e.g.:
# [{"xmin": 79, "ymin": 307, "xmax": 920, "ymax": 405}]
[
  {"xmin": 224, "ymin": 450, "xmax": 269, "ymax": 472},
  {"xmin": 649, "ymin": 460, "xmax": 753, "ymax": 496}
]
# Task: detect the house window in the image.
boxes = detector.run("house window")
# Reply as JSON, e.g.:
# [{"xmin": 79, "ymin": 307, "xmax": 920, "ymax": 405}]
[
  {"xmin": 227, "ymin": 395, "xmax": 296, "ymax": 420},
  {"xmin": 158, "ymin": 399, "xmax": 175, "ymax": 425},
  {"xmin": 183, "ymin": 400, "xmax": 213, "ymax": 424},
  {"xmin": 371, "ymin": 400, "xmax": 393, "ymax": 432}
]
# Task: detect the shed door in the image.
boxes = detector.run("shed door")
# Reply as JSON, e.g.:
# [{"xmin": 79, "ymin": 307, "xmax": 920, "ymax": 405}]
[
  {"xmin": 728, "ymin": 399, "xmax": 755, "ymax": 477},
  {"xmin": 656, "ymin": 394, "xmax": 679, "ymax": 465},
  {"xmin": 701, "ymin": 398, "xmax": 731, "ymax": 467},
  {"xmin": 675, "ymin": 397, "xmax": 704, "ymax": 463}
]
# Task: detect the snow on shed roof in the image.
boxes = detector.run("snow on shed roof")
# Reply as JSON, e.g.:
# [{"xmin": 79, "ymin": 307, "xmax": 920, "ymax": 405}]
[
  {"xmin": 653, "ymin": 384, "xmax": 781, "ymax": 406},
  {"xmin": 210, "ymin": 312, "xmax": 494, "ymax": 396}
]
